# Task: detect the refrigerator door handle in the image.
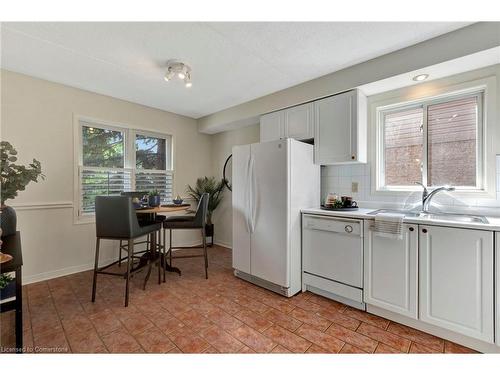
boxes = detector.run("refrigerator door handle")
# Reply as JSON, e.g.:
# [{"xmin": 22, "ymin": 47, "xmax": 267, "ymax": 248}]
[
  {"xmin": 244, "ymin": 154, "xmax": 252, "ymax": 233},
  {"xmin": 250, "ymin": 155, "xmax": 257, "ymax": 233}
]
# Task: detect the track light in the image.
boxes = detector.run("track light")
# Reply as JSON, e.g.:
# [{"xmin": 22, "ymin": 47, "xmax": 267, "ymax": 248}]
[{"xmin": 164, "ymin": 60, "xmax": 192, "ymax": 88}]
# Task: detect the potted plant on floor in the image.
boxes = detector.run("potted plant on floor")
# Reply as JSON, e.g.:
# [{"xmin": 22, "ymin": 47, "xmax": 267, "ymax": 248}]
[
  {"xmin": 0, "ymin": 141, "xmax": 45, "ymax": 236},
  {"xmin": 186, "ymin": 177, "xmax": 226, "ymax": 244}
]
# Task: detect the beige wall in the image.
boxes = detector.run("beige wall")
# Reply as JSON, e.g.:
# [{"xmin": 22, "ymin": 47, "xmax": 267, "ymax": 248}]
[
  {"xmin": 1, "ymin": 69, "xmax": 212, "ymax": 283},
  {"xmin": 210, "ymin": 124, "xmax": 260, "ymax": 248}
]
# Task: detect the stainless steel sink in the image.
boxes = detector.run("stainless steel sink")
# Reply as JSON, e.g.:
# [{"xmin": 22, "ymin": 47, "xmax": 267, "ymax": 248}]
[
  {"xmin": 367, "ymin": 209, "xmax": 489, "ymax": 224},
  {"xmin": 418, "ymin": 213, "xmax": 489, "ymax": 224}
]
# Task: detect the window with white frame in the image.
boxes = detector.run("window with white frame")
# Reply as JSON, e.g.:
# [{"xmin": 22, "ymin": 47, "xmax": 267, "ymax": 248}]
[
  {"xmin": 376, "ymin": 90, "xmax": 484, "ymax": 191},
  {"xmin": 77, "ymin": 119, "xmax": 173, "ymax": 216}
]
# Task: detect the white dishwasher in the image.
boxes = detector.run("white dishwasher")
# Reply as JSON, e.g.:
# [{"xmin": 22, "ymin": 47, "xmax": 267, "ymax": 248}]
[{"xmin": 302, "ymin": 214, "xmax": 364, "ymax": 309}]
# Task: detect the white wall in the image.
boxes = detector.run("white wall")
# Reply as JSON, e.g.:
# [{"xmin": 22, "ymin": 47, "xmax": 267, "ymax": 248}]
[
  {"xmin": 1, "ymin": 70, "xmax": 212, "ymax": 283},
  {"xmin": 210, "ymin": 124, "xmax": 260, "ymax": 248},
  {"xmin": 321, "ymin": 64, "xmax": 500, "ymax": 215}
]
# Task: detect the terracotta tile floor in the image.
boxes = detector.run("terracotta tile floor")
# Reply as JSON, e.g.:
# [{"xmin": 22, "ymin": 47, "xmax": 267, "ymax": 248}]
[{"xmin": 0, "ymin": 245, "xmax": 477, "ymax": 354}]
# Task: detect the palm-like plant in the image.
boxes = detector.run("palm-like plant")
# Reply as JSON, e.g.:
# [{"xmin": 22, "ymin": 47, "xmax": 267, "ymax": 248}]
[{"xmin": 186, "ymin": 177, "xmax": 226, "ymax": 225}]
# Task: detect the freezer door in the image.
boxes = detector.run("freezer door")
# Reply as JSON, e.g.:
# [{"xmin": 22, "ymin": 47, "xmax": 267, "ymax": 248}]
[
  {"xmin": 232, "ymin": 144, "xmax": 251, "ymax": 273},
  {"xmin": 249, "ymin": 140, "xmax": 289, "ymax": 287}
]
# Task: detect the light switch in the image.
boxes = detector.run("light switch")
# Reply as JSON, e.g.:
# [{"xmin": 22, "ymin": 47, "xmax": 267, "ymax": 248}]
[{"xmin": 351, "ymin": 181, "xmax": 359, "ymax": 193}]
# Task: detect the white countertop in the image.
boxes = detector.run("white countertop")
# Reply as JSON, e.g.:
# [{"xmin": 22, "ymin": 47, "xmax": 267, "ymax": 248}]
[{"xmin": 302, "ymin": 207, "xmax": 500, "ymax": 231}]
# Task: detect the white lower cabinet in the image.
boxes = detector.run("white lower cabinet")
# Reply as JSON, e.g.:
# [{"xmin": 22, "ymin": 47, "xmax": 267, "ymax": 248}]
[
  {"xmin": 419, "ymin": 225, "xmax": 494, "ymax": 343},
  {"xmin": 363, "ymin": 221, "xmax": 418, "ymax": 319},
  {"xmin": 496, "ymin": 233, "xmax": 500, "ymax": 347}
]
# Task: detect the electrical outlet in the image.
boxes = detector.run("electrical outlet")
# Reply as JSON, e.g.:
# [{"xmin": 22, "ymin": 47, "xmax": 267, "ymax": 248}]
[{"xmin": 351, "ymin": 181, "xmax": 359, "ymax": 193}]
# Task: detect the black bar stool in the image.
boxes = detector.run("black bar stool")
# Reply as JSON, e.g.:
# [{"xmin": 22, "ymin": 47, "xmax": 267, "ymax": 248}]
[
  {"xmin": 91, "ymin": 196, "xmax": 162, "ymax": 307},
  {"xmin": 118, "ymin": 191, "xmax": 151, "ymax": 267},
  {"xmin": 162, "ymin": 193, "xmax": 210, "ymax": 279}
]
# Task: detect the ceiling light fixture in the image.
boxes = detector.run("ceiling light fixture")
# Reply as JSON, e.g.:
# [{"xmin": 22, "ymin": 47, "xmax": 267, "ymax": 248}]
[
  {"xmin": 164, "ymin": 60, "xmax": 192, "ymax": 88},
  {"xmin": 412, "ymin": 74, "xmax": 429, "ymax": 82}
]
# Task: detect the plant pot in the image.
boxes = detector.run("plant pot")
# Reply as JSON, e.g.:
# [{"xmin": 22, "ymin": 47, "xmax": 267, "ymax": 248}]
[
  {"xmin": 148, "ymin": 195, "xmax": 161, "ymax": 207},
  {"xmin": 205, "ymin": 223, "xmax": 214, "ymax": 238},
  {"xmin": 0, "ymin": 205, "xmax": 17, "ymax": 236},
  {"xmin": 0, "ymin": 279, "xmax": 16, "ymax": 301}
]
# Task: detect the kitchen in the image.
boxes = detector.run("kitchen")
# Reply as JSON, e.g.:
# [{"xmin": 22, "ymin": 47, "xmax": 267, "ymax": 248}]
[
  {"xmin": 231, "ymin": 65, "xmax": 500, "ymax": 353},
  {"xmin": 1, "ymin": 12, "xmax": 500, "ymax": 373}
]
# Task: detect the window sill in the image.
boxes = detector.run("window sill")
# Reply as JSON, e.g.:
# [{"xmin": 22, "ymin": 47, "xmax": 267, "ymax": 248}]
[{"xmin": 74, "ymin": 214, "xmax": 95, "ymax": 225}]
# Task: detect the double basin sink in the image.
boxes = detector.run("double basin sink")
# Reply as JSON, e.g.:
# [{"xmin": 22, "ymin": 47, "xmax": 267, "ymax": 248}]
[{"xmin": 367, "ymin": 209, "xmax": 489, "ymax": 224}]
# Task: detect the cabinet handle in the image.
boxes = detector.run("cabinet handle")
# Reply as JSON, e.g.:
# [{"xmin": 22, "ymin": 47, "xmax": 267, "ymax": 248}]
[
  {"xmin": 351, "ymin": 154, "xmax": 356, "ymax": 160},
  {"xmin": 409, "ymin": 227, "xmax": 414, "ymax": 231},
  {"xmin": 345, "ymin": 225, "xmax": 353, "ymax": 233},
  {"xmin": 422, "ymin": 228, "xmax": 427, "ymax": 233}
]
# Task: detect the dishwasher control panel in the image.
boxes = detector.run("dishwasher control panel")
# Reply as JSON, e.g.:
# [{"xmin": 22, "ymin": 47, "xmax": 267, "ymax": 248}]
[{"xmin": 303, "ymin": 215, "xmax": 362, "ymax": 236}]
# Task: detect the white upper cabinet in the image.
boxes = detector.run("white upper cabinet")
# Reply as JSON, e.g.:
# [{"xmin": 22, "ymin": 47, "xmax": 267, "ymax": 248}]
[
  {"xmin": 260, "ymin": 89, "xmax": 367, "ymax": 163},
  {"xmin": 419, "ymin": 225, "xmax": 494, "ymax": 343},
  {"xmin": 314, "ymin": 89, "xmax": 367, "ymax": 164},
  {"xmin": 260, "ymin": 103, "xmax": 313, "ymax": 142},
  {"xmin": 364, "ymin": 222, "xmax": 418, "ymax": 319},
  {"xmin": 260, "ymin": 111, "xmax": 284, "ymax": 142},
  {"xmin": 284, "ymin": 102, "xmax": 314, "ymax": 141}
]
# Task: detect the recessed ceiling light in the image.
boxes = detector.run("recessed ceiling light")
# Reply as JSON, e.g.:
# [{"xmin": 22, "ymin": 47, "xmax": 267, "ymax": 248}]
[{"xmin": 412, "ymin": 74, "xmax": 429, "ymax": 82}]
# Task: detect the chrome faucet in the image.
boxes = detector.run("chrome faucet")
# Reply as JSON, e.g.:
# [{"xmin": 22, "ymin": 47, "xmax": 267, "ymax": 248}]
[{"xmin": 415, "ymin": 182, "xmax": 455, "ymax": 213}]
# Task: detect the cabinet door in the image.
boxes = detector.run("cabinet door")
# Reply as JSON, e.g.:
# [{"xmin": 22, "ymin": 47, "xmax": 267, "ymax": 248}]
[
  {"xmin": 419, "ymin": 225, "xmax": 494, "ymax": 343},
  {"xmin": 284, "ymin": 102, "xmax": 314, "ymax": 140},
  {"xmin": 314, "ymin": 90, "xmax": 356, "ymax": 164},
  {"xmin": 364, "ymin": 222, "xmax": 418, "ymax": 318},
  {"xmin": 260, "ymin": 111, "xmax": 284, "ymax": 142}
]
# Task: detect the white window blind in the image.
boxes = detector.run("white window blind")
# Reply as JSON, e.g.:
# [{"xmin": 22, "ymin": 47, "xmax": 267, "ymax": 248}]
[
  {"xmin": 134, "ymin": 170, "xmax": 173, "ymax": 202},
  {"xmin": 80, "ymin": 167, "xmax": 132, "ymax": 215}
]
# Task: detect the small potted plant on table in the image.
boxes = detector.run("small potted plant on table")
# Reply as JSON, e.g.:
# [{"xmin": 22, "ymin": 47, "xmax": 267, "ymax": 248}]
[{"xmin": 148, "ymin": 189, "xmax": 161, "ymax": 207}]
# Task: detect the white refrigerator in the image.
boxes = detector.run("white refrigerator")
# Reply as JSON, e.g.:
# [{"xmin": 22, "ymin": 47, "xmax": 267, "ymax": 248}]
[{"xmin": 232, "ymin": 138, "xmax": 320, "ymax": 297}]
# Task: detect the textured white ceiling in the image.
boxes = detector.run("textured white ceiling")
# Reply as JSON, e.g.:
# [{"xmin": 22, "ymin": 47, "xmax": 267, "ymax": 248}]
[{"xmin": 0, "ymin": 22, "xmax": 472, "ymax": 118}]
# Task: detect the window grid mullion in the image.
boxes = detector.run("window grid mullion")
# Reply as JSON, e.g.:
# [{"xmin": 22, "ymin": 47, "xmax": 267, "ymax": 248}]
[
  {"xmin": 422, "ymin": 104, "xmax": 429, "ymax": 187},
  {"xmin": 476, "ymin": 93, "xmax": 483, "ymax": 190}
]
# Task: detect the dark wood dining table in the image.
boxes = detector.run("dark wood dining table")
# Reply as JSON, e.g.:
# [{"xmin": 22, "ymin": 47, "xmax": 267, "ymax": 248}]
[
  {"xmin": 135, "ymin": 204, "xmax": 190, "ymax": 215},
  {"xmin": 134, "ymin": 204, "xmax": 191, "ymax": 278}
]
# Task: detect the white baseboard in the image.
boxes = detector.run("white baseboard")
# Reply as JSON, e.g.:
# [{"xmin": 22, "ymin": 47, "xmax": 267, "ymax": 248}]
[
  {"xmin": 23, "ymin": 239, "xmax": 203, "ymax": 285},
  {"xmin": 23, "ymin": 257, "xmax": 116, "ymax": 285},
  {"xmin": 214, "ymin": 240, "xmax": 232, "ymax": 249}
]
